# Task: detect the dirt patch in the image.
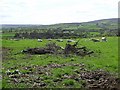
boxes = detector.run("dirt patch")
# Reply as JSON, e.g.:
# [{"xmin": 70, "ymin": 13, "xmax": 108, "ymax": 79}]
[
  {"xmin": 3, "ymin": 63, "xmax": 120, "ymax": 89},
  {"xmin": 80, "ymin": 70, "xmax": 120, "ymax": 90},
  {"xmin": 2, "ymin": 47, "xmax": 11, "ymax": 60}
]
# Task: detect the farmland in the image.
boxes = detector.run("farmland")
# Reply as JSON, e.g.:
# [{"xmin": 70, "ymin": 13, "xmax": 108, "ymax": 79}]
[
  {"xmin": 2, "ymin": 37, "xmax": 119, "ymax": 89},
  {"xmin": 1, "ymin": 18, "xmax": 119, "ymax": 89}
]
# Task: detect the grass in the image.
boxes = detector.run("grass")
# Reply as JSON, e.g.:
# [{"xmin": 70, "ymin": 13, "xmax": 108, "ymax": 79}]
[
  {"xmin": 1, "ymin": 33, "xmax": 15, "ymax": 39},
  {"xmin": 2, "ymin": 37, "xmax": 118, "ymax": 88}
]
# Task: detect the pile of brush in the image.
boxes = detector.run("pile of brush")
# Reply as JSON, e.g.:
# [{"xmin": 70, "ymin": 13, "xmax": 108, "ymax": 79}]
[{"xmin": 22, "ymin": 41, "xmax": 94, "ymax": 56}]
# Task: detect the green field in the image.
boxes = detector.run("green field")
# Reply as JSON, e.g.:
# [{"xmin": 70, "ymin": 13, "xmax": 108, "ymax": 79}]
[
  {"xmin": 1, "ymin": 33, "xmax": 15, "ymax": 39},
  {"xmin": 2, "ymin": 37, "xmax": 118, "ymax": 88}
]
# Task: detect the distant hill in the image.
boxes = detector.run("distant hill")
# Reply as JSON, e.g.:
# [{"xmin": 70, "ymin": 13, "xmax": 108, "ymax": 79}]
[
  {"xmin": 1, "ymin": 18, "xmax": 118, "ymax": 30},
  {"xmin": 47, "ymin": 18, "xmax": 118, "ymax": 30}
]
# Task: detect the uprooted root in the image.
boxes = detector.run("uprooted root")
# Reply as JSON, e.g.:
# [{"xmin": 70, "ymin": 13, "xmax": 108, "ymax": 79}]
[{"xmin": 22, "ymin": 42, "xmax": 94, "ymax": 56}]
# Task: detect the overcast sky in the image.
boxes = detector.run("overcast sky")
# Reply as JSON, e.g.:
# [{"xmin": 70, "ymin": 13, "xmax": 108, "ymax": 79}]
[{"xmin": 0, "ymin": 0, "xmax": 119, "ymax": 25}]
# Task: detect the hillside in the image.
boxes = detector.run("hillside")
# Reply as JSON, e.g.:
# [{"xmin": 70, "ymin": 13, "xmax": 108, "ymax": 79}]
[{"xmin": 1, "ymin": 18, "xmax": 118, "ymax": 30}]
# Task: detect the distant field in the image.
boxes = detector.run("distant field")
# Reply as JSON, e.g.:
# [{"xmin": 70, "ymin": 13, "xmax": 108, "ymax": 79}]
[
  {"xmin": 1, "ymin": 33, "xmax": 15, "ymax": 39},
  {"xmin": 2, "ymin": 37, "xmax": 118, "ymax": 88}
]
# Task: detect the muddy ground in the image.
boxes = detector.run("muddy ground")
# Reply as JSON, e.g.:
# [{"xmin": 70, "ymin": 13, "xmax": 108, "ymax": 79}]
[{"xmin": 3, "ymin": 63, "xmax": 120, "ymax": 89}]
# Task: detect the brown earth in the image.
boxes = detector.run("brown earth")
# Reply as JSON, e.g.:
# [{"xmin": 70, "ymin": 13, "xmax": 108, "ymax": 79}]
[{"xmin": 4, "ymin": 63, "xmax": 120, "ymax": 89}]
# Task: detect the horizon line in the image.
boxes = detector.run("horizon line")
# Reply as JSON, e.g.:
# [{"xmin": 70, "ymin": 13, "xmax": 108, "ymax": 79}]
[{"xmin": 0, "ymin": 18, "xmax": 118, "ymax": 25}]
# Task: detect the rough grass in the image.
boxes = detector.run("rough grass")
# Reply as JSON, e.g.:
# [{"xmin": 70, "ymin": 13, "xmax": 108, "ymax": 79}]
[{"xmin": 2, "ymin": 37, "xmax": 118, "ymax": 88}]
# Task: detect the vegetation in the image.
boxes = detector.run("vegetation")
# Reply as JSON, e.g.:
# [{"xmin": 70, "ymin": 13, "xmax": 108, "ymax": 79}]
[
  {"xmin": 1, "ymin": 18, "xmax": 119, "ymax": 89},
  {"xmin": 2, "ymin": 18, "xmax": 118, "ymax": 39},
  {"xmin": 2, "ymin": 37, "xmax": 118, "ymax": 88}
]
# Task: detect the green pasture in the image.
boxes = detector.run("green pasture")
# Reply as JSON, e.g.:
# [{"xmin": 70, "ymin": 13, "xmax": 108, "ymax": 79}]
[
  {"xmin": 2, "ymin": 37, "xmax": 118, "ymax": 88},
  {"xmin": 1, "ymin": 33, "xmax": 15, "ymax": 39}
]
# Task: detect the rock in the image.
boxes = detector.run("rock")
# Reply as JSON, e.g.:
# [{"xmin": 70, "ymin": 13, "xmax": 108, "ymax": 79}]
[
  {"xmin": 6, "ymin": 70, "xmax": 11, "ymax": 75},
  {"xmin": 13, "ymin": 69, "xmax": 20, "ymax": 74},
  {"xmin": 38, "ymin": 82, "xmax": 46, "ymax": 87},
  {"xmin": 13, "ymin": 78, "xmax": 19, "ymax": 83},
  {"xmin": 9, "ymin": 75, "xmax": 19, "ymax": 78}
]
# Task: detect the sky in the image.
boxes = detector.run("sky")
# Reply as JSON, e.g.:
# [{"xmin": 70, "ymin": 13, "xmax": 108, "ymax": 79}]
[{"xmin": 0, "ymin": 0, "xmax": 119, "ymax": 25}]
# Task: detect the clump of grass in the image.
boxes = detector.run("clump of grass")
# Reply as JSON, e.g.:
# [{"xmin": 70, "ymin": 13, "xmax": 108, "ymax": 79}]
[{"xmin": 62, "ymin": 79, "xmax": 75, "ymax": 86}]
